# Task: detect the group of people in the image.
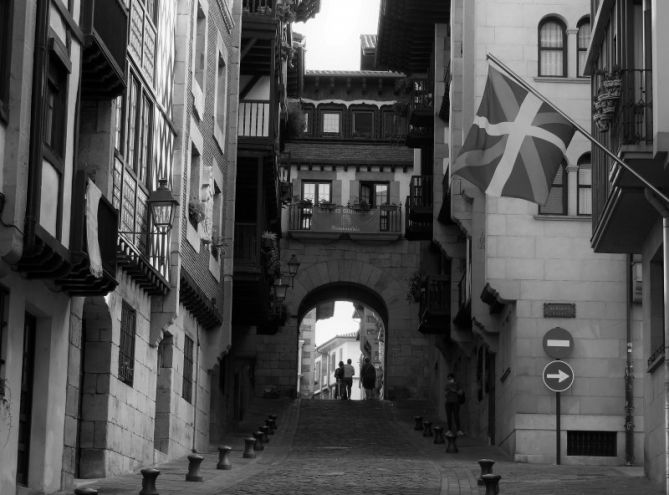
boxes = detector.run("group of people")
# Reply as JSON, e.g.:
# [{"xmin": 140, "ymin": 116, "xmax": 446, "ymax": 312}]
[{"xmin": 333, "ymin": 357, "xmax": 377, "ymax": 400}]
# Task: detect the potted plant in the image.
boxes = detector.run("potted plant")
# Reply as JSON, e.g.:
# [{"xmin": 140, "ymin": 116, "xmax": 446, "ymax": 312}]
[
  {"xmin": 261, "ymin": 231, "xmax": 280, "ymax": 279},
  {"xmin": 188, "ymin": 198, "xmax": 206, "ymax": 225},
  {"xmin": 407, "ymin": 271, "xmax": 427, "ymax": 302},
  {"xmin": 318, "ymin": 199, "xmax": 336, "ymax": 210},
  {"xmin": 284, "ymin": 101, "xmax": 305, "ymax": 139}
]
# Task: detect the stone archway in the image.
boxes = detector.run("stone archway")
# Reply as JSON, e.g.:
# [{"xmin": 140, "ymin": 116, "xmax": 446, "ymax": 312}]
[{"xmin": 281, "ymin": 257, "xmax": 431, "ymax": 400}]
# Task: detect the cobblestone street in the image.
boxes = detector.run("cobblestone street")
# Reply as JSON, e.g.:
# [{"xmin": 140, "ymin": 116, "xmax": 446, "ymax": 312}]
[{"xmin": 62, "ymin": 398, "xmax": 664, "ymax": 495}]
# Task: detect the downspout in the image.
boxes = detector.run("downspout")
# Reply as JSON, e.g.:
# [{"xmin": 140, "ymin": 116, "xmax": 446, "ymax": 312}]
[
  {"xmin": 191, "ymin": 326, "xmax": 200, "ymax": 452},
  {"xmin": 624, "ymin": 254, "xmax": 634, "ymax": 465},
  {"xmin": 644, "ymin": 189, "xmax": 669, "ymax": 491}
]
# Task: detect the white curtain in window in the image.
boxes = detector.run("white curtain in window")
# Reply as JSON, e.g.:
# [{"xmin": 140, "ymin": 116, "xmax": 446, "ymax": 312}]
[
  {"xmin": 540, "ymin": 21, "xmax": 564, "ymax": 76},
  {"xmin": 578, "ymin": 165, "xmax": 592, "ymax": 215},
  {"xmin": 577, "ymin": 22, "xmax": 591, "ymax": 77}
]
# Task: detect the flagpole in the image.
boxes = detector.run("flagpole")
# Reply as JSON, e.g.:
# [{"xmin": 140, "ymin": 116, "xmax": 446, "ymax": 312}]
[{"xmin": 486, "ymin": 53, "xmax": 669, "ymax": 205}]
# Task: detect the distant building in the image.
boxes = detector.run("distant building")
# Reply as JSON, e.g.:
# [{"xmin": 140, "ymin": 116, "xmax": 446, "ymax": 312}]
[{"xmin": 314, "ymin": 332, "xmax": 361, "ymax": 400}]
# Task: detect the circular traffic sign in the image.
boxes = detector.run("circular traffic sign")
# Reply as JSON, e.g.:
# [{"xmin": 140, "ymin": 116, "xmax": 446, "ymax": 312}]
[
  {"xmin": 543, "ymin": 327, "xmax": 574, "ymax": 359},
  {"xmin": 542, "ymin": 360, "xmax": 574, "ymax": 393}
]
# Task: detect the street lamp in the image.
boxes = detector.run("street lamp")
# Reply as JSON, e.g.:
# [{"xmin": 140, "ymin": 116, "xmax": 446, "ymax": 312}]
[
  {"xmin": 287, "ymin": 254, "xmax": 301, "ymax": 287},
  {"xmin": 148, "ymin": 179, "xmax": 179, "ymax": 232},
  {"xmin": 272, "ymin": 277, "xmax": 290, "ymax": 302}
]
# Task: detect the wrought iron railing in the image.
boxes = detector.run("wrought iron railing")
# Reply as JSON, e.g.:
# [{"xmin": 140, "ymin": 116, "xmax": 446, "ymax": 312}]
[
  {"xmin": 406, "ymin": 175, "xmax": 433, "ymax": 210},
  {"xmin": 234, "ymin": 222, "xmax": 259, "ymax": 265},
  {"xmin": 287, "ymin": 203, "xmax": 402, "ymax": 235},
  {"xmin": 238, "ymin": 100, "xmax": 272, "ymax": 137},
  {"xmin": 243, "ymin": 0, "xmax": 275, "ymax": 14},
  {"xmin": 410, "ymin": 78, "xmax": 433, "ymax": 114},
  {"xmin": 419, "ymin": 275, "xmax": 450, "ymax": 317}
]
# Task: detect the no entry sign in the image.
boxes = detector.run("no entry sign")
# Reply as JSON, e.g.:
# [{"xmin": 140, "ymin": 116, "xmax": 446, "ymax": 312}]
[{"xmin": 543, "ymin": 327, "xmax": 574, "ymax": 359}]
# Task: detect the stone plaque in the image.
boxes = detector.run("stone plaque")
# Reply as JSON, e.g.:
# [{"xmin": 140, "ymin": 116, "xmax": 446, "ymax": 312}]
[{"xmin": 543, "ymin": 303, "xmax": 576, "ymax": 318}]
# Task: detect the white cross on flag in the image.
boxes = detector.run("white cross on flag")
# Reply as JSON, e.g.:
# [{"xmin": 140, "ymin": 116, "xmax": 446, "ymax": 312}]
[{"xmin": 453, "ymin": 65, "xmax": 577, "ymax": 204}]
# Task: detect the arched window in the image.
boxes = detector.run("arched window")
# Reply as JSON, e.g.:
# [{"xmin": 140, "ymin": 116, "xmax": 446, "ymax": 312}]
[
  {"xmin": 577, "ymin": 17, "xmax": 591, "ymax": 77},
  {"xmin": 577, "ymin": 153, "xmax": 592, "ymax": 215},
  {"xmin": 538, "ymin": 17, "xmax": 567, "ymax": 77},
  {"xmin": 539, "ymin": 162, "xmax": 567, "ymax": 215}
]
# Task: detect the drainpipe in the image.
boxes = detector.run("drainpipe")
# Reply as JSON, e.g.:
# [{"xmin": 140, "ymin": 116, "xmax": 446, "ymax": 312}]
[
  {"xmin": 644, "ymin": 189, "xmax": 669, "ymax": 492},
  {"xmin": 191, "ymin": 326, "xmax": 200, "ymax": 452},
  {"xmin": 624, "ymin": 254, "xmax": 634, "ymax": 465}
]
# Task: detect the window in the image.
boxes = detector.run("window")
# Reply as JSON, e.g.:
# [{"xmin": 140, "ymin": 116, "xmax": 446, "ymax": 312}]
[
  {"xmin": 214, "ymin": 46, "xmax": 228, "ymax": 150},
  {"xmin": 119, "ymin": 301, "xmax": 136, "ymax": 386},
  {"xmin": 125, "ymin": 73, "xmax": 153, "ymax": 186},
  {"xmin": 538, "ymin": 18, "xmax": 567, "ymax": 77},
  {"xmin": 211, "ymin": 180, "xmax": 222, "ymax": 260},
  {"xmin": 360, "ymin": 182, "xmax": 389, "ymax": 207},
  {"xmin": 352, "ymin": 110, "xmax": 374, "ymax": 137},
  {"xmin": 577, "ymin": 18, "xmax": 591, "ymax": 78},
  {"xmin": 577, "ymin": 153, "xmax": 592, "ymax": 215},
  {"xmin": 189, "ymin": 145, "xmax": 203, "ymax": 229},
  {"xmin": 382, "ymin": 110, "xmax": 404, "ymax": 139},
  {"xmin": 322, "ymin": 112, "xmax": 341, "ymax": 134},
  {"xmin": 302, "ymin": 181, "xmax": 331, "ymax": 204},
  {"xmin": 539, "ymin": 163, "xmax": 567, "ymax": 215},
  {"xmin": 0, "ymin": 0, "xmax": 12, "ymax": 121},
  {"xmin": 44, "ymin": 60, "xmax": 68, "ymax": 161},
  {"xmin": 183, "ymin": 335, "xmax": 194, "ymax": 403},
  {"xmin": 194, "ymin": 2, "xmax": 207, "ymax": 90}
]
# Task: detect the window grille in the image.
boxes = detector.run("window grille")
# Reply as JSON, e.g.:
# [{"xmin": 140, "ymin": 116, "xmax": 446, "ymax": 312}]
[
  {"xmin": 183, "ymin": 335, "xmax": 194, "ymax": 403},
  {"xmin": 567, "ymin": 431, "xmax": 616, "ymax": 456},
  {"xmin": 119, "ymin": 301, "xmax": 136, "ymax": 386}
]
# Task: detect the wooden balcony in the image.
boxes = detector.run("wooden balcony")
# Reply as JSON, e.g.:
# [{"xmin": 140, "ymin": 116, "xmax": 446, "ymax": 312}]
[
  {"xmin": 408, "ymin": 78, "xmax": 433, "ymax": 126},
  {"xmin": 80, "ymin": 0, "xmax": 128, "ymax": 98},
  {"xmin": 418, "ymin": 275, "xmax": 450, "ymax": 335},
  {"xmin": 16, "ymin": 173, "xmax": 118, "ymax": 296},
  {"xmin": 405, "ymin": 175, "xmax": 433, "ymax": 240},
  {"xmin": 287, "ymin": 203, "xmax": 402, "ymax": 241},
  {"xmin": 238, "ymin": 100, "xmax": 275, "ymax": 150},
  {"xmin": 591, "ymin": 69, "xmax": 661, "ymax": 253}
]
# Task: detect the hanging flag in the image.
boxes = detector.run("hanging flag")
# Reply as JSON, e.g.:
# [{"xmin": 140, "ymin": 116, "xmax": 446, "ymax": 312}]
[{"xmin": 453, "ymin": 64, "xmax": 576, "ymax": 204}]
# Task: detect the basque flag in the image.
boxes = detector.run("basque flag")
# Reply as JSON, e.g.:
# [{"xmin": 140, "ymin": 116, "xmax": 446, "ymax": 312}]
[{"xmin": 453, "ymin": 65, "xmax": 576, "ymax": 204}]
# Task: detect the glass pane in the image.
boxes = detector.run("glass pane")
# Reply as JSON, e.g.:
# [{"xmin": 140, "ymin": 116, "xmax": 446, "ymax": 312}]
[
  {"xmin": 540, "ymin": 51, "xmax": 564, "ymax": 76},
  {"xmin": 577, "ymin": 22, "xmax": 591, "ymax": 49},
  {"xmin": 322, "ymin": 112, "xmax": 340, "ymax": 133},
  {"xmin": 374, "ymin": 184, "xmax": 389, "ymax": 205},
  {"xmin": 540, "ymin": 22, "xmax": 563, "ymax": 48},
  {"xmin": 353, "ymin": 112, "xmax": 373, "ymax": 137},
  {"xmin": 39, "ymin": 159, "xmax": 60, "ymax": 237},
  {"xmin": 303, "ymin": 182, "xmax": 316, "ymax": 202},
  {"xmin": 578, "ymin": 188, "xmax": 592, "ymax": 215},
  {"xmin": 317, "ymin": 183, "xmax": 331, "ymax": 203}
]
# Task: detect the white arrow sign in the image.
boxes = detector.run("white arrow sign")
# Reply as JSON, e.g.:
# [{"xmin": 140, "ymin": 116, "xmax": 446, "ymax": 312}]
[{"xmin": 546, "ymin": 369, "xmax": 570, "ymax": 382}]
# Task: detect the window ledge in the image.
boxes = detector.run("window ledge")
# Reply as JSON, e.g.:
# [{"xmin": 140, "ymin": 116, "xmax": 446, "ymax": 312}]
[
  {"xmin": 534, "ymin": 214, "xmax": 591, "ymax": 222},
  {"xmin": 534, "ymin": 76, "xmax": 590, "ymax": 84}
]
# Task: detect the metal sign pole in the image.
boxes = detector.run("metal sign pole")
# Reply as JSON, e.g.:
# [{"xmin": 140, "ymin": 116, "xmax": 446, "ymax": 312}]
[{"xmin": 556, "ymin": 392, "xmax": 561, "ymax": 465}]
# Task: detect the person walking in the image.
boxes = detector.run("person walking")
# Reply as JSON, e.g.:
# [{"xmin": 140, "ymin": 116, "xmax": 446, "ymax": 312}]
[
  {"xmin": 343, "ymin": 359, "xmax": 355, "ymax": 400},
  {"xmin": 360, "ymin": 357, "xmax": 376, "ymax": 400},
  {"xmin": 335, "ymin": 361, "xmax": 346, "ymax": 399},
  {"xmin": 444, "ymin": 373, "xmax": 464, "ymax": 436}
]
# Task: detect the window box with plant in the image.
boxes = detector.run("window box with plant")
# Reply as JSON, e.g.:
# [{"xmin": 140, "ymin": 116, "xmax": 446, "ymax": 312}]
[
  {"xmin": 261, "ymin": 231, "xmax": 281, "ymax": 279},
  {"xmin": 407, "ymin": 271, "xmax": 427, "ymax": 303},
  {"xmin": 188, "ymin": 198, "xmax": 207, "ymax": 227}
]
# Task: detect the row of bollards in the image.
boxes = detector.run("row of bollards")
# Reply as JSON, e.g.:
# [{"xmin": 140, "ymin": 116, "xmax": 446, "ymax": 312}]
[
  {"xmin": 74, "ymin": 414, "xmax": 279, "ymax": 495},
  {"xmin": 412, "ymin": 416, "xmax": 501, "ymax": 493}
]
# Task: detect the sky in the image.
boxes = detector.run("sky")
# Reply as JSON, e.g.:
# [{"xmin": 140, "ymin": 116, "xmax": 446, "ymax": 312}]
[
  {"xmin": 293, "ymin": 0, "xmax": 381, "ymax": 70},
  {"xmin": 314, "ymin": 301, "xmax": 360, "ymax": 346}
]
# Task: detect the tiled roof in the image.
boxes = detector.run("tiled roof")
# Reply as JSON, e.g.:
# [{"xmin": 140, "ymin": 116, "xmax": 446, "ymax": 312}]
[
  {"xmin": 360, "ymin": 34, "xmax": 377, "ymax": 51},
  {"xmin": 306, "ymin": 70, "xmax": 404, "ymax": 78},
  {"xmin": 284, "ymin": 142, "xmax": 413, "ymax": 165}
]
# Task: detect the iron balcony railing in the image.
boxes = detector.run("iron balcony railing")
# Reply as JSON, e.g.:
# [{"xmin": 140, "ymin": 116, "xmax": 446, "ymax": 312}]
[
  {"xmin": 234, "ymin": 222, "xmax": 260, "ymax": 266},
  {"xmin": 406, "ymin": 175, "xmax": 433, "ymax": 211},
  {"xmin": 591, "ymin": 68, "xmax": 653, "ymax": 231},
  {"xmin": 238, "ymin": 100, "xmax": 272, "ymax": 138},
  {"xmin": 243, "ymin": 0, "xmax": 275, "ymax": 14},
  {"xmin": 287, "ymin": 203, "xmax": 402, "ymax": 235},
  {"xmin": 419, "ymin": 275, "xmax": 450, "ymax": 318}
]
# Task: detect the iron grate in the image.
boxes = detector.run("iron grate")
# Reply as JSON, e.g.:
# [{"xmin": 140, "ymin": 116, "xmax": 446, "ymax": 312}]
[{"xmin": 567, "ymin": 430, "xmax": 617, "ymax": 457}]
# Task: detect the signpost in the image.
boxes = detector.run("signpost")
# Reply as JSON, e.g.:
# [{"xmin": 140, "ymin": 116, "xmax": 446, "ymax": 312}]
[{"xmin": 542, "ymin": 327, "xmax": 575, "ymax": 465}]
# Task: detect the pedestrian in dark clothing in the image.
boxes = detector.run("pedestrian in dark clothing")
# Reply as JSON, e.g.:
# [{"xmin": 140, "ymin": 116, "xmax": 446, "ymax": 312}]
[
  {"xmin": 444, "ymin": 373, "xmax": 464, "ymax": 436},
  {"xmin": 335, "ymin": 361, "xmax": 346, "ymax": 399},
  {"xmin": 343, "ymin": 359, "xmax": 355, "ymax": 400},
  {"xmin": 360, "ymin": 357, "xmax": 376, "ymax": 399}
]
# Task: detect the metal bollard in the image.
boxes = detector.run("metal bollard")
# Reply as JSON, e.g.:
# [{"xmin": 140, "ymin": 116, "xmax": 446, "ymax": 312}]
[
  {"xmin": 266, "ymin": 418, "xmax": 277, "ymax": 433},
  {"xmin": 217, "ymin": 445, "xmax": 232, "ymax": 470},
  {"xmin": 74, "ymin": 488, "xmax": 98, "ymax": 495},
  {"xmin": 259, "ymin": 425, "xmax": 270, "ymax": 443},
  {"xmin": 433, "ymin": 426, "xmax": 445, "ymax": 444},
  {"xmin": 268, "ymin": 414, "xmax": 278, "ymax": 428},
  {"xmin": 477, "ymin": 459, "xmax": 495, "ymax": 486},
  {"xmin": 139, "ymin": 468, "xmax": 160, "ymax": 495},
  {"xmin": 445, "ymin": 430, "xmax": 458, "ymax": 453},
  {"xmin": 422, "ymin": 420, "xmax": 433, "ymax": 437},
  {"xmin": 185, "ymin": 454, "xmax": 204, "ymax": 482},
  {"xmin": 413, "ymin": 416, "xmax": 423, "ymax": 430},
  {"xmin": 481, "ymin": 474, "xmax": 501, "ymax": 495},
  {"xmin": 253, "ymin": 431, "xmax": 265, "ymax": 451},
  {"xmin": 243, "ymin": 437, "xmax": 257, "ymax": 458}
]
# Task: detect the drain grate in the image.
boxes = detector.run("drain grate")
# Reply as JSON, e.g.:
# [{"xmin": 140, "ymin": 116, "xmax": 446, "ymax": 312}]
[{"xmin": 567, "ymin": 430, "xmax": 617, "ymax": 457}]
